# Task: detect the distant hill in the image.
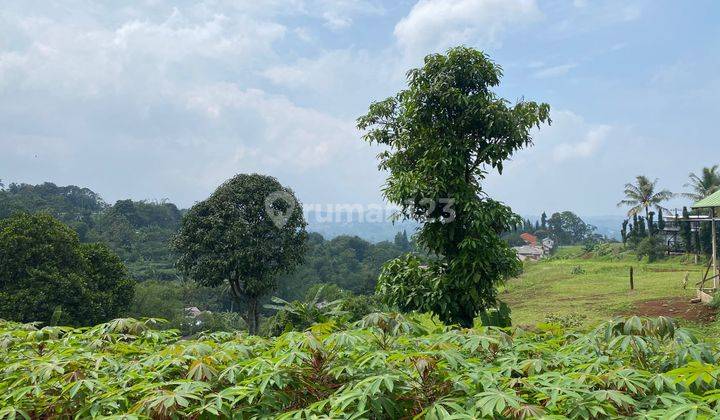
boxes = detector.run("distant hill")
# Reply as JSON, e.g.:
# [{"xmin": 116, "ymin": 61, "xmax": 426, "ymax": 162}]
[
  {"xmin": 306, "ymin": 209, "xmax": 419, "ymax": 243},
  {"xmin": 583, "ymin": 215, "xmax": 625, "ymax": 241}
]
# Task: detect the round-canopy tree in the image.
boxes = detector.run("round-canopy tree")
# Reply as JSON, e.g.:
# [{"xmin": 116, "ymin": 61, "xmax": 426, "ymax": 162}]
[
  {"xmin": 0, "ymin": 213, "xmax": 135, "ymax": 325},
  {"xmin": 173, "ymin": 174, "xmax": 307, "ymax": 334},
  {"xmin": 357, "ymin": 47, "xmax": 550, "ymax": 327}
]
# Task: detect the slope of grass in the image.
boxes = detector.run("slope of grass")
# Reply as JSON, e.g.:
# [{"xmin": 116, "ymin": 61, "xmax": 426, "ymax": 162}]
[{"xmin": 502, "ymin": 246, "xmax": 707, "ymax": 327}]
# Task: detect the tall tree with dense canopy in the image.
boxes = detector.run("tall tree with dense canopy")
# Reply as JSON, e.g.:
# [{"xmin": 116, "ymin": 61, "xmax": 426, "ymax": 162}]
[
  {"xmin": 682, "ymin": 165, "xmax": 720, "ymax": 202},
  {"xmin": 547, "ymin": 211, "xmax": 596, "ymax": 245},
  {"xmin": 617, "ymin": 175, "xmax": 674, "ymax": 223},
  {"xmin": 358, "ymin": 47, "xmax": 550, "ymax": 327},
  {"xmin": 173, "ymin": 174, "xmax": 307, "ymax": 334},
  {"xmin": 0, "ymin": 213, "xmax": 134, "ymax": 325}
]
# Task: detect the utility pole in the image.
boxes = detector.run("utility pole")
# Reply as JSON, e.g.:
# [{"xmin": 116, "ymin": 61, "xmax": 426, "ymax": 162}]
[{"xmin": 712, "ymin": 208, "xmax": 718, "ymax": 290}]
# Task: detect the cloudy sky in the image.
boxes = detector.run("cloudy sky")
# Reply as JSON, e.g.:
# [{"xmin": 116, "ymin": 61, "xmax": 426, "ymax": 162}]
[{"xmin": 2, "ymin": 0, "xmax": 718, "ymax": 217}]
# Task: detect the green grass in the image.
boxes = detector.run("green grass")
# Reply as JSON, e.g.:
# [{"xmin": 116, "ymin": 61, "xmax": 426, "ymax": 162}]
[{"xmin": 502, "ymin": 245, "xmax": 707, "ymax": 327}]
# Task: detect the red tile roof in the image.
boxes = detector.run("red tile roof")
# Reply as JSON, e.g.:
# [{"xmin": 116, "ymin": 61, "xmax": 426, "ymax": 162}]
[{"xmin": 520, "ymin": 233, "xmax": 538, "ymax": 246}]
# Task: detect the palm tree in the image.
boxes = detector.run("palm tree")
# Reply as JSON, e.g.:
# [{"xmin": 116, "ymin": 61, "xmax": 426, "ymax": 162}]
[
  {"xmin": 682, "ymin": 165, "xmax": 720, "ymax": 202},
  {"xmin": 617, "ymin": 175, "xmax": 674, "ymax": 219}
]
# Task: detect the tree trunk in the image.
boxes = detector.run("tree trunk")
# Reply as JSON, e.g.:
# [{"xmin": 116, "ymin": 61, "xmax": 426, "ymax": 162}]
[
  {"xmin": 253, "ymin": 300, "xmax": 260, "ymax": 335},
  {"xmin": 228, "ymin": 279, "xmax": 255, "ymax": 334},
  {"xmin": 247, "ymin": 296, "xmax": 258, "ymax": 335}
]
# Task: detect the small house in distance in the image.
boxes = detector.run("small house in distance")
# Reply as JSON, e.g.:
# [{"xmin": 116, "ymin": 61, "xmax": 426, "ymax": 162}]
[
  {"xmin": 513, "ymin": 236, "xmax": 555, "ymax": 261},
  {"xmin": 542, "ymin": 238, "xmax": 555, "ymax": 254},
  {"xmin": 514, "ymin": 245, "xmax": 544, "ymax": 261}
]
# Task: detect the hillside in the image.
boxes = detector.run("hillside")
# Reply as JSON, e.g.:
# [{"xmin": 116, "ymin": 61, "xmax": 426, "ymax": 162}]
[{"xmin": 503, "ymin": 246, "xmax": 714, "ymax": 328}]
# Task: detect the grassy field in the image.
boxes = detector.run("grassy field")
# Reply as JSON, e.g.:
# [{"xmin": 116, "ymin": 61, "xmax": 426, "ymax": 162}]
[{"xmin": 502, "ymin": 245, "xmax": 713, "ymax": 328}]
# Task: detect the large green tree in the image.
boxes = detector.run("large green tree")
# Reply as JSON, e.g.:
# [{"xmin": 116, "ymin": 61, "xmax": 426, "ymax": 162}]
[
  {"xmin": 173, "ymin": 174, "xmax": 307, "ymax": 334},
  {"xmin": 358, "ymin": 47, "xmax": 550, "ymax": 327},
  {"xmin": 617, "ymin": 175, "xmax": 674, "ymax": 221},
  {"xmin": 547, "ymin": 211, "xmax": 596, "ymax": 245},
  {"xmin": 0, "ymin": 213, "xmax": 134, "ymax": 325}
]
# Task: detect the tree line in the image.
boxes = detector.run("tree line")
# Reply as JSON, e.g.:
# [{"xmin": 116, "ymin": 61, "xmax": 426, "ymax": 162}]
[
  {"xmin": 617, "ymin": 169, "xmax": 720, "ymax": 260},
  {"xmin": 0, "ymin": 180, "xmax": 411, "ymax": 331},
  {"xmin": 503, "ymin": 211, "xmax": 600, "ymax": 247}
]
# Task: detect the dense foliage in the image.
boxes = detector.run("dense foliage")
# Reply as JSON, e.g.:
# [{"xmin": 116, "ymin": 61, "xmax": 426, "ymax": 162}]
[
  {"xmin": 0, "ymin": 180, "xmax": 410, "ymax": 328},
  {"xmin": 173, "ymin": 174, "xmax": 307, "ymax": 334},
  {"xmin": 126, "ymin": 280, "xmax": 247, "ymax": 336},
  {"xmin": 262, "ymin": 284, "xmax": 384, "ymax": 337},
  {"xmin": 275, "ymin": 232, "xmax": 409, "ymax": 299},
  {"xmin": 617, "ymin": 167, "xmax": 720, "ymax": 258},
  {"xmin": 88, "ymin": 199, "xmax": 182, "ymax": 281},
  {"xmin": 503, "ymin": 211, "xmax": 599, "ymax": 247},
  {"xmin": 0, "ymin": 181, "xmax": 410, "ymax": 304},
  {"xmin": 0, "ymin": 182, "xmax": 182, "ymax": 280},
  {"xmin": 0, "ymin": 213, "xmax": 134, "ymax": 326},
  {"xmin": 358, "ymin": 47, "xmax": 550, "ymax": 326},
  {"xmin": 3, "ymin": 315, "xmax": 720, "ymax": 418},
  {"xmin": 546, "ymin": 211, "xmax": 598, "ymax": 246}
]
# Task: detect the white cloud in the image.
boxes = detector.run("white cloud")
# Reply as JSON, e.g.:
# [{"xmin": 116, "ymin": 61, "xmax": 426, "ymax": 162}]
[
  {"xmin": 263, "ymin": 49, "xmax": 396, "ymax": 90},
  {"xmin": 532, "ymin": 63, "xmax": 577, "ymax": 79},
  {"xmin": 485, "ymin": 110, "xmax": 629, "ymax": 215},
  {"xmin": 322, "ymin": 11, "xmax": 353, "ymax": 30},
  {"xmin": 394, "ymin": 0, "xmax": 542, "ymax": 57},
  {"xmin": 297, "ymin": 0, "xmax": 385, "ymax": 30},
  {"xmin": 0, "ymin": 8, "xmax": 286, "ymax": 96},
  {"xmin": 0, "ymin": 1, "xmax": 387, "ymax": 207},
  {"xmin": 181, "ymin": 84, "xmax": 358, "ymax": 171},
  {"xmin": 553, "ymin": 125, "xmax": 611, "ymax": 162},
  {"xmin": 534, "ymin": 111, "xmax": 612, "ymax": 162}
]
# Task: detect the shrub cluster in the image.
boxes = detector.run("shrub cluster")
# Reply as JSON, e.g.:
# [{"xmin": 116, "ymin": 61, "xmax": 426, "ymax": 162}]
[{"xmin": 1, "ymin": 315, "xmax": 720, "ymax": 418}]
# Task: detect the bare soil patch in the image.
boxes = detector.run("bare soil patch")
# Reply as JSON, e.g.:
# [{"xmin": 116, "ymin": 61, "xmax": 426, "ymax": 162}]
[
  {"xmin": 625, "ymin": 297, "xmax": 717, "ymax": 323},
  {"xmin": 643, "ymin": 267, "xmax": 692, "ymax": 273}
]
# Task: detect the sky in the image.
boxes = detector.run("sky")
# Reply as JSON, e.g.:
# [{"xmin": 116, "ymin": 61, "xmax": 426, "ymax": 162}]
[{"xmin": 1, "ymin": 0, "xmax": 719, "ymax": 217}]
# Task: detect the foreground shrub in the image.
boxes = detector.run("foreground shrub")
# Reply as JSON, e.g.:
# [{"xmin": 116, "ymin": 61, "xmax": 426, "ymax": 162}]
[
  {"xmin": 570, "ymin": 265, "xmax": 586, "ymax": 275},
  {"xmin": 636, "ymin": 236, "xmax": 666, "ymax": 262},
  {"xmin": 544, "ymin": 312, "xmax": 587, "ymax": 328},
  {"xmin": 176, "ymin": 310, "xmax": 248, "ymax": 337},
  {"xmin": 0, "ymin": 213, "xmax": 134, "ymax": 326},
  {"xmin": 1, "ymin": 315, "xmax": 720, "ymax": 418}
]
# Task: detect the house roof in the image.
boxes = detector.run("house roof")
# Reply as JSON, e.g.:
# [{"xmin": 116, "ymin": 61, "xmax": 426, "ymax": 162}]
[
  {"xmin": 520, "ymin": 233, "xmax": 538, "ymax": 246},
  {"xmin": 692, "ymin": 190, "xmax": 720, "ymax": 209}
]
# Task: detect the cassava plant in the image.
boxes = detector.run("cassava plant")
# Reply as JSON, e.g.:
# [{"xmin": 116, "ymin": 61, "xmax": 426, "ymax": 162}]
[{"xmin": 2, "ymin": 315, "xmax": 720, "ymax": 418}]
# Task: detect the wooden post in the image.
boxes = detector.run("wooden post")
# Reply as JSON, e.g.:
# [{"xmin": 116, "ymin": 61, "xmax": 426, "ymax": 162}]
[
  {"xmin": 630, "ymin": 267, "xmax": 634, "ymax": 290},
  {"xmin": 712, "ymin": 208, "xmax": 718, "ymax": 290}
]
